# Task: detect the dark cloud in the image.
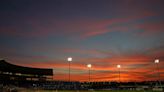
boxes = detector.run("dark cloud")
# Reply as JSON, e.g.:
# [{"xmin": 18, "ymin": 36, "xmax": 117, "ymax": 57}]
[{"xmin": 0, "ymin": 0, "xmax": 164, "ymax": 81}]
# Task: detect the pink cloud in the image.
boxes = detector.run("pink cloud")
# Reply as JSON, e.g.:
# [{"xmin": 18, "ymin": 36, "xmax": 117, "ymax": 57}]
[
  {"xmin": 1, "ymin": 9, "xmax": 158, "ymax": 39},
  {"xmin": 134, "ymin": 21, "xmax": 164, "ymax": 36},
  {"xmin": 61, "ymin": 48, "xmax": 110, "ymax": 57}
]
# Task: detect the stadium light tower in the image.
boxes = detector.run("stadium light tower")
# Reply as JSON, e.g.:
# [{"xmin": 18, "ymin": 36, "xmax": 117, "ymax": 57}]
[
  {"xmin": 154, "ymin": 59, "xmax": 160, "ymax": 84},
  {"xmin": 87, "ymin": 64, "xmax": 92, "ymax": 82},
  {"xmin": 117, "ymin": 65, "xmax": 121, "ymax": 83},
  {"xmin": 67, "ymin": 57, "xmax": 72, "ymax": 82}
]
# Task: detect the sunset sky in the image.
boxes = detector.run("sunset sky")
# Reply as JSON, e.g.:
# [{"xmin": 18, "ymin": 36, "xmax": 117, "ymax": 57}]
[{"xmin": 0, "ymin": 0, "xmax": 164, "ymax": 82}]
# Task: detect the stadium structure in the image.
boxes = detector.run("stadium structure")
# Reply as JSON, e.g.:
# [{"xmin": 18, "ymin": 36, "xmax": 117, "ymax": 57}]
[{"xmin": 0, "ymin": 60, "xmax": 53, "ymax": 86}]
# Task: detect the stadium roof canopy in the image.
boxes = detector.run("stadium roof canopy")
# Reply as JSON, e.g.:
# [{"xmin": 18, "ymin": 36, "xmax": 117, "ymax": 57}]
[{"xmin": 0, "ymin": 60, "xmax": 53, "ymax": 76}]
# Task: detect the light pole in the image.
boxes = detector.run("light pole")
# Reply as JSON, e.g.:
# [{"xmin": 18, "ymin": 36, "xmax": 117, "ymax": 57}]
[
  {"xmin": 67, "ymin": 57, "xmax": 72, "ymax": 82},
  {"xmin": 154, "ymin": 59, "xmax": 160, "ymax": 81},
  {"xmin": 87, "ymin": 64, "xmax": 92, "ymax": 82},
  {"xmin": 117, "ymin": 65, "xmax": 121, "ymax": 83},
  {"xmin": 117, "ymin": 64, "xmax": 121, "ymax": 91},
  {"xmin": 154, "ymin": 59, "xmax": 161, "ymax": 88}
]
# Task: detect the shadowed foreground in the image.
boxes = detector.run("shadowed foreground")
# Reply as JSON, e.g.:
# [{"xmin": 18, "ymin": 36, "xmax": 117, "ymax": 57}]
[{"xmin": 17, "ymin": 89, "xmax": 160, "ymax": 92}]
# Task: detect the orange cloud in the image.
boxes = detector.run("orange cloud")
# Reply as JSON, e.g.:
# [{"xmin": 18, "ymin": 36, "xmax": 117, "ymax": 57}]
[{"xmin": 11, "ymin": 54, "xmax": 164, "ymax": 82}]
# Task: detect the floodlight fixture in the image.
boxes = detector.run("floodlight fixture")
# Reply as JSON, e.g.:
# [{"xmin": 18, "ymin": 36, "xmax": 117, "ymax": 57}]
[
  {"xmin": 154, "ymin": 59, "xmax": 159, "ymax": 64},
  {"xmin": 87, "ymin": 64, "xmax": 92, "ymax": 68},
  {"xmin": 67, "ymin": 57, "xmax": 72, "ymax": 62},
  {"xmin": 117, "ymin": 64, "xmax": 121, "ymax": 68}
]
